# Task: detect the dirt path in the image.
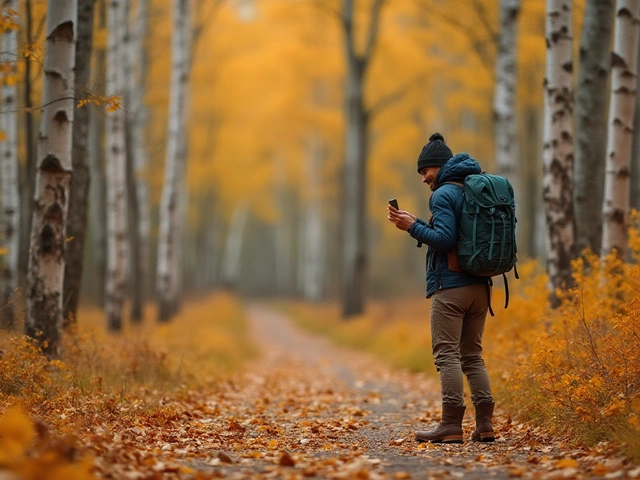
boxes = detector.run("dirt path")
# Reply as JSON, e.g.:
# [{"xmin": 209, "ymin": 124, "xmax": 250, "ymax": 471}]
[{"xmin": 178, "ymin": 305, "xmax": 613, "ymax": 480}]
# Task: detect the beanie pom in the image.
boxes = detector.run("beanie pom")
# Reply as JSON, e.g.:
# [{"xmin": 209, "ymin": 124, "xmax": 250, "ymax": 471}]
[{"xmin": 429, "ymin": 132, "xmax": 445, "ymax": 142}]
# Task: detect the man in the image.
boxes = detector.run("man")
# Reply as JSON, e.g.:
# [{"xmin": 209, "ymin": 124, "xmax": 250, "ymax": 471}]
[{"xmin": 387, "ymin": 133, "xmax": 495, "ymax": 444}]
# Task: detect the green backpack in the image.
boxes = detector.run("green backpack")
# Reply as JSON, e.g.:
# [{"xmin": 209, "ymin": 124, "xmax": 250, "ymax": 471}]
[{"xmin": 448, "ymin": 173, "xmax": 519, "ymax": 312}]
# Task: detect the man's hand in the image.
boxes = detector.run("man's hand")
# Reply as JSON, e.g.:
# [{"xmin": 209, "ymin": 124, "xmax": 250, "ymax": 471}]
[{"xmin": 387, "ymin": 205, "xmax": 416, "ymax": 231}]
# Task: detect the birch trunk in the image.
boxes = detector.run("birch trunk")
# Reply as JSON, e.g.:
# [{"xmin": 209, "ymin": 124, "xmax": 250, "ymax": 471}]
[
  {"xmin": 601, "ymin": 1, "xmax": 640, "ymax": 259},
  {"xmin": 89, "ymin": 3, "xmax": 107, "ymax": 307},
  {"xmin": 0, "ymin": 2, "xmax": 20, "ymax": 329},
  {"xmin": 220, "ymin": 203, "xmax": 249, "ymax": 290},
  {"xmin": 574, "ymin": 0, "xmax": 615, "ymax": 255},
  {"xmin": 632, "ymin": 43, "xmax": 640, "ymax": 211},
  {"xmin": 19, "ymin": 0, "xmax": 36, "ymax": 285},
  {"xmin": 156, "ymin": 0, "xmax": 190, "ymax": 322},
  {"xmin": 340, "ymin": 0, "xmax": 384, "ymax": 318},
  {"xmin": 25, "ymin": 0, "xmax": 76, "ymax": 356},
  {"xmin": 63, "ymin": 0, "xmax": 96, "ymax": 327},
  {"xmin": 302, "ymin": 133, "xmax": 326, "ymax": 302},
  {"xmin": 542, "ymin": 0, "xmax": 576, "ymax": 305},
  {"xmin": 127, "ymin": 0, "xmax": 150, "ymax": 322},
  {"xmin": 88, "ymin": 100, "xmax": 107, "ymax": 307},
  {"xmin": 494, "ymin": 0, "xmax": 521, "ymax": 194},
  {"xmin": 105, "ymin": 0, "xmax": 128, "ymax": 331}
]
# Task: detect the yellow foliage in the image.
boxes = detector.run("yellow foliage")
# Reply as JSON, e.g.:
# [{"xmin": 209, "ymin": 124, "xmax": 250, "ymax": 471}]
[
  {"xmin": 0, "ymin": 406, "xmax": 35, "ymax": 463},
  {"xmin": 285, "ymin": 224, "xmax": 640, "ymax": 459},
  {"xmin": 0, "ymin": 406, "xmax": 96, "ymax": 479},
  {"xmin": 0, "ymin": 293, "xmax": 255, "ymax": 478}
]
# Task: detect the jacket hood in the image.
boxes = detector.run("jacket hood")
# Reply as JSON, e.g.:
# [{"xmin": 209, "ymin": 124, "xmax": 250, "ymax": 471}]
[{"xmin": 434, "ymin": 152, "xmax": 482, "ymax": 187}]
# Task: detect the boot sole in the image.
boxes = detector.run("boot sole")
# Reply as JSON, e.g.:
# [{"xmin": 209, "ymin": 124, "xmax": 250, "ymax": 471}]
[
  {"xmin": 416, "ymin": 435, "xmax": 464, "ymax": 444},
  {"xmin": 472, "ymin": 434, "xmax": 495, "ymax": 442}
]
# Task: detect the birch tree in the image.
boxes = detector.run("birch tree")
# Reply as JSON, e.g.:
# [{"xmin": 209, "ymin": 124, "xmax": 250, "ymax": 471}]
[
  {"xmin": 601, "ymin": 0, "xmax": 640, "ymax": 259},
  {"xmin": 301, "ymin": 133, "xmax": 326, "ymax": 302},
  {"xmin": 574, "ymin": 0, "xmax": 615, "ymax": 255},
  {"xmin": 63, "ymin": 0, "xmax": 96, "ymax": 327},
  {"xmin": 494, "ymin": 0, "xmax": 521, "ymax": 194},
  {"xmin": 220, "ymin": 203, "xmax": 249, "ymax": 290},
  {"xmin": 19, "ymin": 0, "xmax": 36, "ymax": 280},
  {"xmin": 0, "ymin": 2, "xmax": 19, "ymax": 329},
  {"xmin": 542, "ymin": 0, "xmax": 576, "ymax": 305},
  {"xmin": 340, "ymin": 0, "xmax": 385, "ymax": 318},
  {"xmin": 26, "ymin": 0, "xmax": 76, "ymax": 356},
  {"xmin": 632, "ymin": 44, "xmax": 640, "ymax": 211},
  {"xmin": 104, "ymin": 0, "xmax": 128, "ymax": 331},
  {"xmin": 157, "ymin": 0, "xmax": 190, "ymax": 322},
  {"xmin": 126, "ymin": 0, "xmax": 150, "ymax": 322}
]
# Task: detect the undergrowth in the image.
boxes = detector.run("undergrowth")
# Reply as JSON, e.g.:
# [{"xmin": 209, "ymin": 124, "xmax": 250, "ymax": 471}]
[
  {"xmin": 0, "ymin": 292, "xmax": 257, "ymax": 476},
  {"xmin": 285, "ymin": 225, "xmax": 640, "ymax": 460}
]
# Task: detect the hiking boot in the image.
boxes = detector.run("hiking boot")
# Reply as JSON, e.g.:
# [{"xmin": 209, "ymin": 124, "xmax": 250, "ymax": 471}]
[
  {"xmin": 471, "ymin": 402, "xmax": 495, "ymax": 442},
  {"xmin": 415, "ymin": 404, "xmax": 465, "ymax": 444}
]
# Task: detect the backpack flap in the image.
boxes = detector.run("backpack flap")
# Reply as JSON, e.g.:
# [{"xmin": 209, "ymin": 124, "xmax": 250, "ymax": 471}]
[{"xmin": 456, "ymin": 174, "xmax": 518, "ymax": 277}]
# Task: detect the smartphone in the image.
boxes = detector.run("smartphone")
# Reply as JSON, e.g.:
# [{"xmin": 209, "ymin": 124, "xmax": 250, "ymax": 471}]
[{"xmin": 389, "ymin": 198, "xmax": 399, "ymax": 209}]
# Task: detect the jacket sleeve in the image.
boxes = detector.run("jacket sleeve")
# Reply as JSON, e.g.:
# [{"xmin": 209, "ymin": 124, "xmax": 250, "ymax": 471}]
[{"xmin": 407, "ymin": 188, "xmax": 458, "ymax": 252}]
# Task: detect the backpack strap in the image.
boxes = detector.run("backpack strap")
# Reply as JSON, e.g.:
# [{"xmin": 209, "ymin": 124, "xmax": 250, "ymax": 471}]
[
  {"xmin": 487, "ymin": 279, "xmax": 494, "ymax": 317},
  {"xmin": 503, "ymin": 273, "xmax": 509, "ymax": 309}
]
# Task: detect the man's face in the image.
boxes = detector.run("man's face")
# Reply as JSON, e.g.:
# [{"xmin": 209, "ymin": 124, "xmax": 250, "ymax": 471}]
[{"xmin": 419, "ymin": 166, "xmax": 441, "ymax": 191}]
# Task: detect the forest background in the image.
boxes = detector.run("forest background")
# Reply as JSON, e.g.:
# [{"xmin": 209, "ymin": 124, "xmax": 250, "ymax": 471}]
[{"xmin": 1, "ymin": 0, "xmax": 640, "ymax": 475}]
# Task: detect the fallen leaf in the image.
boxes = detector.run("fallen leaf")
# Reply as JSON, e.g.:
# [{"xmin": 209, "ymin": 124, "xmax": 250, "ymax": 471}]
[{"xmin": 279, "ymin": 452, "xmax": 295, "ymax": 467}]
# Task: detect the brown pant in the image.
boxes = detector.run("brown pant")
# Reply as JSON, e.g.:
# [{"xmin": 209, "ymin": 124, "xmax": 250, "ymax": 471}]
[{"xmin": 430, "ymin": 283, "xmax": 493, "ymax": 406}]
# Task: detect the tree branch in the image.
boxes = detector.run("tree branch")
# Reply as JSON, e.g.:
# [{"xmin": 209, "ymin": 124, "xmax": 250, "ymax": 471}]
[
  {"xmin": 363, "ymin": 0, "xmax": 386, "ymax": 64},
  {"xmin": 309, "ymin": 0, "xmax": 341, "ymax": 22},
  {"xmin": 367, "ymin": 73, "xmax": 427, "ymax": 121},
  {"xmin": 412, "ymin": 0, "xmax": 495, "ymax": 74}
]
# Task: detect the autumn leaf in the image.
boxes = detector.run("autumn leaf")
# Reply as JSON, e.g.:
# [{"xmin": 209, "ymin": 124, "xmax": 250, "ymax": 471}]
[{"xmin": 0, "ymin": 406, "xmax": 35, "ymax": 464}]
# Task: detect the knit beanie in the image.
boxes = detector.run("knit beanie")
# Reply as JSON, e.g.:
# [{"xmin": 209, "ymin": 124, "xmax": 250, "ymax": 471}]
[{"xmin": 417, "ymin": 133, "xmax": 453, "ymax": 172}]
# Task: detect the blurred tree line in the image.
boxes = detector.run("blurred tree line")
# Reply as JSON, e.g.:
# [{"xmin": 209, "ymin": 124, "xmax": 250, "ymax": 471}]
[{"xmin": 0, "ymin": 0, "xmax": 640, "ymax": 354}]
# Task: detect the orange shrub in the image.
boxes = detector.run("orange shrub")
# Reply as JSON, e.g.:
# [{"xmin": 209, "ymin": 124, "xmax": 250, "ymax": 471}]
[{"xmin": 285, "ymin": 222, "xmax": 640, "ymax": 459}]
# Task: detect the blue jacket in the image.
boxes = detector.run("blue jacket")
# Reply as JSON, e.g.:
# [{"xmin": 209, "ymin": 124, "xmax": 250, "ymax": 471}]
[{"xmin": 407, "ymin": 153, "xmax": 488, "ymax": 298}]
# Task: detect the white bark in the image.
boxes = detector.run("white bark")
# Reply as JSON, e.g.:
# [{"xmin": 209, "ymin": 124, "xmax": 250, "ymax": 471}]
[
  {"xmin": 542, "ymin": 0, "xmax": 576, "ymax": 303},
  {"xmin": 0, "ymin": 1, "xmax": 20, "ymax": 328},
  {"xmin": 221, "ymin": 203, "xmax": 249, "ymax": 289},
  {"xmin": 494, "ymin": 0, "xmax": 521, "ymax": 194},
  {"xmin": 105, "ymin": 0, "xmax": 128, "ymax": 331},
  {"xmin": 301, "ymin": 133, "xmax": 325, "ymax": 302},
  {"xmin": 129, "ymin": 0, "xmax": 150, "ymax": 292},
  {"xmin": 156, "ymin": 0, "xmax": 190, "ymax": 322},
  {"xmin": 602, "ymin": 1, "xmax": 640, "ymax": 259},
  {"xmin": 26, "ymin": 0, "xmax": 76, "ymax": 356}
]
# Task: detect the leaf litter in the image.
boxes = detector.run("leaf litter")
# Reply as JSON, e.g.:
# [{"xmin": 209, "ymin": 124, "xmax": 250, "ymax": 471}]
[{"xmin": 1, "ymin": 305, "xmax": 637, "ymax": 479}]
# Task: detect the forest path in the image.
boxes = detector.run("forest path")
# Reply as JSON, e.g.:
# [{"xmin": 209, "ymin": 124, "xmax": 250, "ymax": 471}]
[{"xmin": 181, "ymin": 304, "xmax": 603, "ymax": 480}]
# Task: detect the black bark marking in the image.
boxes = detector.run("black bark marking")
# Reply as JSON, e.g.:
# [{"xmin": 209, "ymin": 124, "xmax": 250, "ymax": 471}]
[
  {"xmin": 617, "ymin": 7, "xmax": 633, "ymax": 19},
  {"xmin": 40, "ymin": 224, "xmax": 57, "ymax": 254},
  {"xmin": 40, "ymin": 154, "xmax": 64, "ymax": 173},
  {"xmin": 43, "ymin": 202, "xmax": 63, "ymax": 224},
  {"xmin": 49, "ymin": 21, "xmax": 75, "ymax": 42},
  {"xmin": 609, "ymin": 208, "xmax": 626, "ymax": 223},
  {"xmin": 611, "ymin": 52, "xmax": 626, "ymax": 68},
  {"xmin": 53, "ymin": 110, "xmax": 70, "ymax": 124}
]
